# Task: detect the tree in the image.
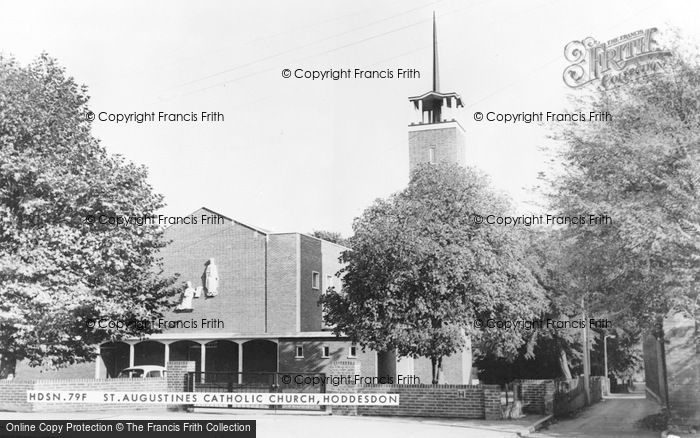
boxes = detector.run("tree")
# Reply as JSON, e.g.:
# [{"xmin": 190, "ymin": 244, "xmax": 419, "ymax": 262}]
[
  {"xmin": 547, "ymin": 40, "xmax": 700, "ymax": 334},
  {"xmin": 0, "ymin": 54, "xmax": 179, "ymax": 378},
  {"xmin": 514, "ymin": 229, "xmax": 583, "ymax": 380},
  {"xmin": 320, "ymin": 163, "xmax": 547, "ymax": 383},
  {"xmin": 310, "ymin": 230, "xmax": 348, "ymax": 247}
]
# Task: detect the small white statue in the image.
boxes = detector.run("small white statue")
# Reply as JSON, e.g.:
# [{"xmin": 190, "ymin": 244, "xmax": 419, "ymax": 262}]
[
  {"xmin": 175, "ymin": 281, "xmax": 195, "ymax": 311},
  {"xmin": 193, "ymin": 286, "xmax": 203, "ymax": 298},
  {"xmin": 204, "ymin": 258, "xmax": 219, "ymax": 297}
]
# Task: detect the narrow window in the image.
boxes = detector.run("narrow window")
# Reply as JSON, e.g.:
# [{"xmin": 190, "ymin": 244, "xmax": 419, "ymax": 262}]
[
  {"xmin": 295, "ymin": 345, "xmax": 304, "ymax": 358},
  {"xmin": 322, "ymin": 345, "xmax": 330, "ymax": 358},
  {"xmin": 429, "ymin": 147, "xmax": 436, "ymax": 164},
  {"xmin": 312, "ymin": 271, "xmax": 320, "ymax": 289},
  {"xmin": 348, "ymin": 345, "xmax": 357, "ymax": 358}
]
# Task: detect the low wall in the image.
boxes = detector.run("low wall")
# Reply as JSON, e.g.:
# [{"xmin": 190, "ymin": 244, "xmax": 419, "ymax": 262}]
[
  {"xmin": 516, "ymin": 379, "xmax": 555, "ymax": 415},
  {"xmin": 0, "ymin": 378, "xmax": 167, "ymax": 412},
  {"xmin": 327, "ymin": 361, "xmax": 500, "ymax": 420},
  {"xmin": 331, "ymin": 384, "xmax": 501, "ymax": 420}
]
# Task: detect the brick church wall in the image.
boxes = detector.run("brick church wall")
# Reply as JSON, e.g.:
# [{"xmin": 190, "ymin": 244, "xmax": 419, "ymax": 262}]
[
  {"xmin": 160, "ymin": 208, "xmax": 267, "ymax": 334},
  {"xmin": 267, "ymin": 233, "xmax": 299, "ymax": 332},
  {"xmin": 408, "ymin": 123, "xmax": 466, "ymax": 172}
]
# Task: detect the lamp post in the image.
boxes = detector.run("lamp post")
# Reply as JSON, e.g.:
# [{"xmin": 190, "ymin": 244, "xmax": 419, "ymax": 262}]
[{"xmin": 604, "ymin": 334, "xmax": 616, "ymax": 395}]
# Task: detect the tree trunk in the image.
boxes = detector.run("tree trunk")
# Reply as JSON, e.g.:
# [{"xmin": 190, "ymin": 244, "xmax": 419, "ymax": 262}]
[
  {"xmin": 558, "ymin": 348, "xmax": 572, "ymax": 380},
  {"xmin": 431, "ymin": 356, "xmax": 443, "ymax": 384},
  {"xmin": 0, "ymin": 351, "xmax": 17, "ymax": 379}
]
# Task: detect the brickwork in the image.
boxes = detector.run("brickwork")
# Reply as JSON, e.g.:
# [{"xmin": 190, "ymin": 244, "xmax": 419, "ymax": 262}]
[
  {"xmin": 333, "ymin": 384, "xmax": 502, "ymax": 420},
  {"xmin": 166, "ymin": 361, "xmax": 196, "ymax": 392},
  {"xmin": 408, "ymin": 123, "xmax": 466, "ymax": 173},
  {"xmin": 278, "ymin": 340, "xmax": 376, "ymax": 378},
  {"xmin": 0, "ymin": 378, "xmax": 166, "ymax": 412},
  {"xmin": 0, "ymin": 380, "xmax": 34, "ymax": 412},
  {"xmin": 166, "ymin": 360, "xmax": 196, "ymax": 411},
  {"xmin": 516, "ymin": 379, "xmax": 555, "ymax": 415},
  {"xmin": 161, "ymin": 208, "xmax": 267, "ymax": 334},
  {"xmin": 299, "ymin": 235, "xmax": 323, "ymax": 331},
  {"xmin": 327, "ymin": 361, "xmax": 361, "ymax": 415},
  {"xmin": 267, "ymin": 233, "xmax": 299, "ymax": 332},
  {"xmin": 328, "ymin": 360, "xmax": 500, "ymax": 419}
]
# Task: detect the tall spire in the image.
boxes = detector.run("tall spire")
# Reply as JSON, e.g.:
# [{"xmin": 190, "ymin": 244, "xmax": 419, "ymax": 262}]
[
  {"xmin": 432, "ymin": 11, "xmax": 440, "ymax": 92},
  {"xmin": 408, "ymin": 12, "xmax": 462, "ymax": 127}
]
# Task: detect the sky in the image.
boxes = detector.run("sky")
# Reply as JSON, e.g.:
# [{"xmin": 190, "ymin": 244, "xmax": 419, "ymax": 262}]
[{"xmin": 1, "ymin": 0, "xmax": 699, "ymax": 236}]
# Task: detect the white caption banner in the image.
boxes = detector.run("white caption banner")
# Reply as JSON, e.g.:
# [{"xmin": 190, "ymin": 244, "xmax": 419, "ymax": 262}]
[{"xmin": 26, "ymin": 391, "xmax": 399, "ymax": 406}]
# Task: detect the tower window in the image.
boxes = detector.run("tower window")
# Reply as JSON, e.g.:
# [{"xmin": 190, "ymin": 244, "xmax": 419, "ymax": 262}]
[
  {"xmin": 348, "ymin": 345, "xmax": 357, "ymax": 358},
  {"xmin": 429, "ymin": 147, "xmax": 436, "ymax": 164},
  {"xmin": 295, "ymin": 345, "xmax": 304, "ymax": 358},
  {"xmin": 312, "ymin": 271, "xmax": 320, "ymax": 289},
  {"xmin": 322, "ymin": 345, "xmax": 330, "ymax": 358}
]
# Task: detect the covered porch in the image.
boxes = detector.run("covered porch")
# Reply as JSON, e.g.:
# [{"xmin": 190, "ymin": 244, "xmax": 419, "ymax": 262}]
[{"xmin": 96, "ymin": 337, "xmax": 278, "ymax": 381}]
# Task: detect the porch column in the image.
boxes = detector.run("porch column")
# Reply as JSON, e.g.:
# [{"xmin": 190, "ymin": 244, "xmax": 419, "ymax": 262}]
[
  {"xmin": 94, "ymin": 346, "xmax": 101, "ymax": 379},
  {"xmin": 128, "ymin": 343, "xmax": 135, "ymax": 367},
  {"xmin": 163, "ymin": 343, "xmax": 170, "ymax": 366},
  {"xmin": 200, "ymin": 342, "xmax": 206, "ymax": 377},
  {"xmin": 238, "ymin": 341, "xmax": 244, "ymax": 384}
]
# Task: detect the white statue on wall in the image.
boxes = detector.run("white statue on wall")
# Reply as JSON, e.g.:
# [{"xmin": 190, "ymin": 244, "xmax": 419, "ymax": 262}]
[
  {"xmin": 204, "ymin": 258, "xmax": 219, "ymax": 297},
  {"xmin": 175, "ymin": 281, "xmax": 195, "ymax": 312}
]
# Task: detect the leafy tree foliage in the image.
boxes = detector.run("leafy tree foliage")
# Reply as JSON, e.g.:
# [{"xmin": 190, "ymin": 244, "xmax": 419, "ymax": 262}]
[
  {"xmin": 547, "ymin": 42, "xmax": 700, "ymax": 333},
  {"xmin": 320, "ymin": 163, "xmax": 547, "ymax": 383},
  {"xmin": 0, "ymin": 55, "xmax": 178, "ymax": 377},
  {"xmin": 310, "ymin": 230, "xmax": 349, "ymax": 247}
]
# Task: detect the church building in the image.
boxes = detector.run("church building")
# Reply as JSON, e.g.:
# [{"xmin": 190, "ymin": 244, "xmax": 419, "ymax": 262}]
[{"xmin": 20, "ymin": 15, "xmax": 474, "ymax": 385}]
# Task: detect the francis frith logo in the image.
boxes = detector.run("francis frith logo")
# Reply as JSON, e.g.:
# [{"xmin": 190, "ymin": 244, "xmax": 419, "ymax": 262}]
[{"xmin": 563, "ymin": 28, "xmax": 672, "ymax": 89}]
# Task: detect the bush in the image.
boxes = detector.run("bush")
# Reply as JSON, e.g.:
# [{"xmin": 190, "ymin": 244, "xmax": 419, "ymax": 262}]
[{"xmin": 636, "ymin": 410, "xmax": 671, "ymax": 431}]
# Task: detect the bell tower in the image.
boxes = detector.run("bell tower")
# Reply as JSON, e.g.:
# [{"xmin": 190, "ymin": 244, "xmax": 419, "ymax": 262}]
[{"xmin": 408, "ymin": 13, "xmax": 466, "ymax": 173}]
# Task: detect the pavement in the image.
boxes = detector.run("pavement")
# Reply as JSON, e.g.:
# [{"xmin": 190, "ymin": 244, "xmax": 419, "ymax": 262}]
[
  {"xmin": 531, "ymin": 393, "xmax": 664, "ymax": 438},
  {"xmin": 0, "ymin": 408, "xmax": 547, "ymax": 438}
]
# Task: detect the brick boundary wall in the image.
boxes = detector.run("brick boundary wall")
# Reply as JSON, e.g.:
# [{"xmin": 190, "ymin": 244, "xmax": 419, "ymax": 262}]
[
  {"xmin": 0, "ymin": 378, "xmax": 167, "ymax": 412},
  {"xmin": 327, "ymin": 361, "xmax": 501, "ymax": 420},
  {"xmin": 515, "ymin": 379, "xmax": 555, "ymax": 415},
  {"xmin": 166, "ymin": 361, "xmax": 196, "ymax": 411},
  {"xmin": 0, "ymin": 381, "xmax": 34, "ymax": 412},
  {"xmin": 343, "ymin": 384, "xmax": 502, "ymax": 420}
]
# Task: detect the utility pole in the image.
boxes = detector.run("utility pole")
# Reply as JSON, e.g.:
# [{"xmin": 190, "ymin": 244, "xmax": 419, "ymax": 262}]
[
  {"xmin": 582, "ymin": 296, "xmax": 591, "ymax": 405},
  {"xmin": 604, "ymin": 334, "xmax": 616, "ymax": 395}
]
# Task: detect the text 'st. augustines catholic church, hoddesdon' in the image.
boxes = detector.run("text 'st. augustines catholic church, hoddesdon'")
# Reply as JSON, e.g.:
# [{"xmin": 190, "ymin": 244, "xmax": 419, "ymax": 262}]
[{"xmin": 89, "ymin": 16, "xmax": 475, "ymax": 384}]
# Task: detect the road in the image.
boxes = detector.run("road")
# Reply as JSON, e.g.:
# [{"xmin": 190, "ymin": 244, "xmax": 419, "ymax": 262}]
[
  {"xmin": 532, "ymin": 393, "xmax": 661, "ymax": 438},
  {"xmin": 1, "ymin": 409, "xmax": 529, "ymax": 438}
]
